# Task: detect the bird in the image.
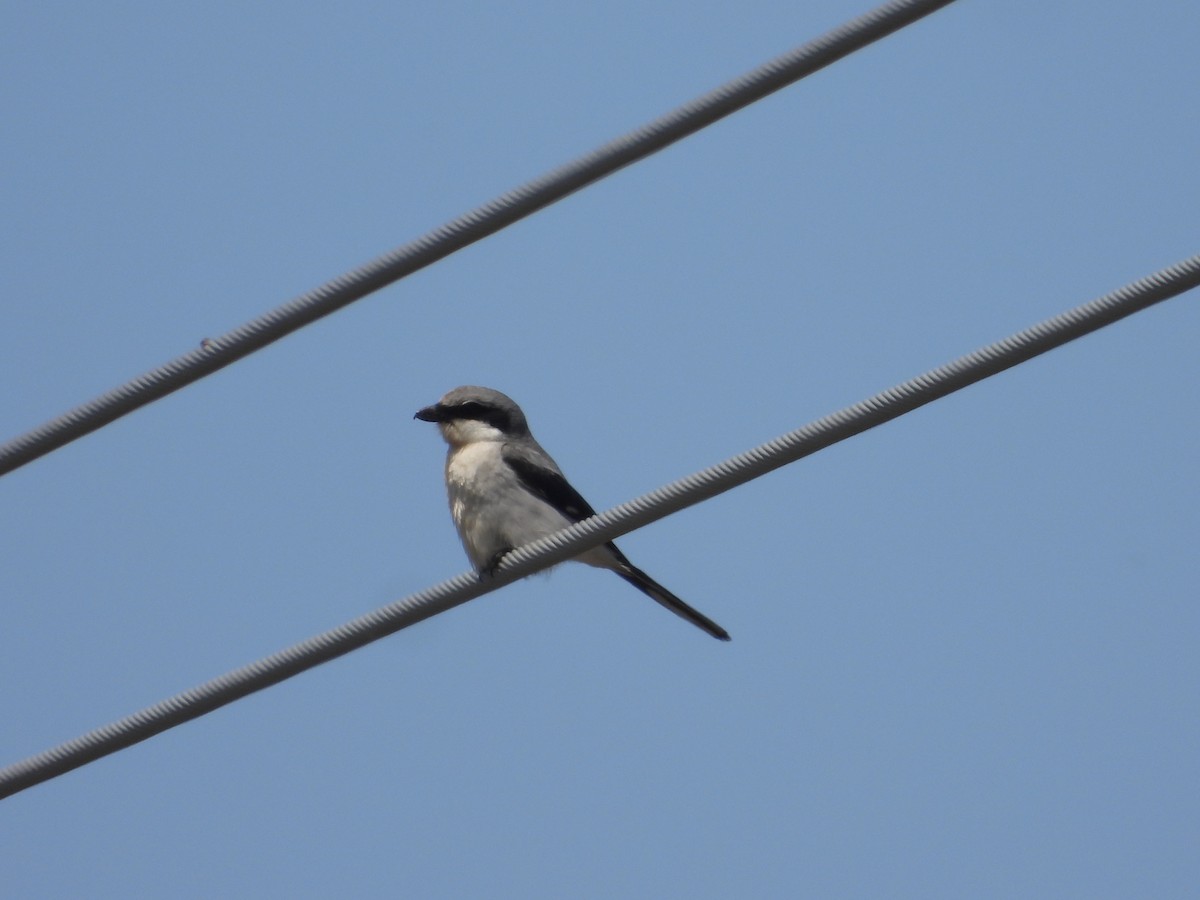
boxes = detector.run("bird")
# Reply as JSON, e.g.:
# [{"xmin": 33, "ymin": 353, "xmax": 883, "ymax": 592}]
[{"xmin": 415, "ymin": 386, "xmax": 731, "ymax": 641}]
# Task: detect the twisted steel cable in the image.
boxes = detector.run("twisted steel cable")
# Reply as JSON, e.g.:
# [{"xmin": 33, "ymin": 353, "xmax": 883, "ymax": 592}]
[
  {"xmin": 0, "ymin": 0, "xmax": 957, "ymax": 478},
  {"xmin": 2, "ymin": 252, "xmax": 1196, "ymax": 800}
]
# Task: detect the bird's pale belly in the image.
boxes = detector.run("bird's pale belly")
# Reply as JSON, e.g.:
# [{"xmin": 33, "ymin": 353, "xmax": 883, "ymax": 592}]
[{"xmin": 443, "ymin": 442, "xmax": 604, "ymax": 570}]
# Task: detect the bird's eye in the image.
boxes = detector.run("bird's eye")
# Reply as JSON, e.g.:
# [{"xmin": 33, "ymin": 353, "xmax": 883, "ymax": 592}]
[{"xmin": 452, "ymin": 401, "xmax": 508, "ymax": 430}]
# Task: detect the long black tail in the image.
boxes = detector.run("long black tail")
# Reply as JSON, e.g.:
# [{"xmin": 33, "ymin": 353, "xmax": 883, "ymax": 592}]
[{"xmin": 615, "ymin": 562, "xmax": 731, "ymax": 641}]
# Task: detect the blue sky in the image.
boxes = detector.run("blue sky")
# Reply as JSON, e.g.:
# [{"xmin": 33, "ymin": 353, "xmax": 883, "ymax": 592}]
[{"xmin": 2, "ymin": 2, "xmax": 1197, "ymax": 897}]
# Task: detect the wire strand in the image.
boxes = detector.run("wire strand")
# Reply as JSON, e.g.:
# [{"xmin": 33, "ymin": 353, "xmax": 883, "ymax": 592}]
[
  {"xmin": 2, "ymin": 252, "xmax": 1196, "ymax": 800},
  {"xmin": 0, "ymin": 0, "xmax": 958, "ymax": 478}
]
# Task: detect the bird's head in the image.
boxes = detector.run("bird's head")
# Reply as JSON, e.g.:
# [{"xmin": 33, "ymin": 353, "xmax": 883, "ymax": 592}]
[{"xmin": 415, "ymin": 385, "xmax": 530, "ymax": 446}]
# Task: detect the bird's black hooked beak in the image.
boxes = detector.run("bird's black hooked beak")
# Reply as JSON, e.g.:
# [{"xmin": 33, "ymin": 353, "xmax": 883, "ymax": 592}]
[{"xmin": 414, "ymin": 403, "xmax": 443, "ymax": 423}]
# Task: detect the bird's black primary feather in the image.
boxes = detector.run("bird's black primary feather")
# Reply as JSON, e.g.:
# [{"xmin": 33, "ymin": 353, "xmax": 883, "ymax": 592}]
[
  {"xmin": 502, "ymin": 441, "xmax": 730, "ymax": 640},
  {"xmin": 502, "ymin": 444, "xmax": 598, "ymax": 524}
]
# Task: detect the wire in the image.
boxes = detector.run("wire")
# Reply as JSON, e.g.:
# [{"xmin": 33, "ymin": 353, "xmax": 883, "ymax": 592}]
[
  {"xmin": 2, "ymin": 253, "xmax": 1196, "ymax": 800},
  {"xmin": 0, "ymin": 0, "xmax": 958, "ymax": 478}
]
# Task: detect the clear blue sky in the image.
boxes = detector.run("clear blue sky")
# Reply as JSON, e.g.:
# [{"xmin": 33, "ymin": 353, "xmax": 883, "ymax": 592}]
[{"xmin": 2, "ymin": 2, "xmax": 1197, "ymax": 897}]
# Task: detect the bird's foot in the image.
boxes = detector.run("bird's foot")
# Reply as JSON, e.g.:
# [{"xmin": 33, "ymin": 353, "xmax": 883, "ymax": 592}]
[{"xmin": 479, "ymin": 547, "xmax": 515, "ymax": 580}]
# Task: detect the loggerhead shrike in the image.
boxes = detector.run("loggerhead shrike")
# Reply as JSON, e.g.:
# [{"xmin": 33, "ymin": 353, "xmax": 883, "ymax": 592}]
[{"xmin": 415, "ymin": 386, "xmax": 730, "ymax": 641}]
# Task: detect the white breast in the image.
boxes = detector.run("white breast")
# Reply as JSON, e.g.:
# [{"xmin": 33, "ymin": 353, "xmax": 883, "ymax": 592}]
[{"xmin": 442, "ymin": 441, "xmax": 584, "ymax": 570}]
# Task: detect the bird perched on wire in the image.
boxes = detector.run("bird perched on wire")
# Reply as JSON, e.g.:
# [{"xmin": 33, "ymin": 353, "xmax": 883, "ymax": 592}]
[{"xmin": 415, "ymin": 386, "xmax": 730, "ymax": 641}]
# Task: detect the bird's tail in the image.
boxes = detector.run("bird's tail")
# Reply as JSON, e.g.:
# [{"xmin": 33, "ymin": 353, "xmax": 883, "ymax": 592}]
[{"xmin": 615, "ymin": 562, "xmax": 731, "ymax": 641}]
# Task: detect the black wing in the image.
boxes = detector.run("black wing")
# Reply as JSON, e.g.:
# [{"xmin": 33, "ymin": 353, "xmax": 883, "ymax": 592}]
[{"xmin": 502, "ymin": 443, "xmax": 597, "ymax": 524}]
